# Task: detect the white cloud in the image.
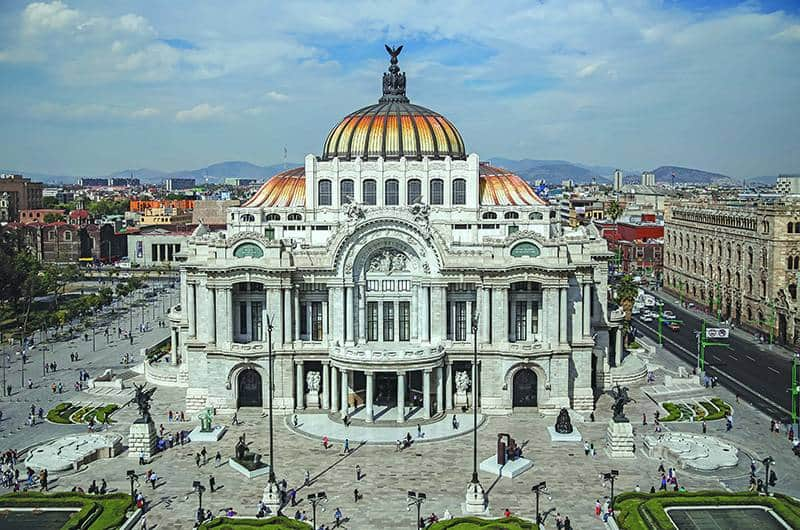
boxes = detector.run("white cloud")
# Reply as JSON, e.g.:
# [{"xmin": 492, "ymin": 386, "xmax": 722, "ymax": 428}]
[
  {"xmin": 265, "ymin": 90, "xmax": 289, "ymax": 101},
  {"xmin": 175, "ymin": 103, "xmax": 225, "ymax": 122},
  {"xmin": 130, "ymin": 107, "xmax": 159, "ymax": 118},
  {"xmin": 22, "ymin": 1, "xmax": 80, "ymax": 34},
  {"xmin": 30, "ymin": 101, "xmax": 161, "ymax": 121},
  {"xmin": 576, "ymin": 61, "xmax": 604, "ymax": 78},
  {"xmin": 771, "ymin": 24, "xmax": 800, "ymax": 42}
]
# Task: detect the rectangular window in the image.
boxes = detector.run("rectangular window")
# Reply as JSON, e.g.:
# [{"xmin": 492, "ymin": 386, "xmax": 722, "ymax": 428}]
[
  {"xmin": 367, "ymin": 302, "xmax": 379, "ymax": 342},
  {"xmin": 311, "ymin": 301, "xmax": 323, "ymax": 341},
  {"xmin": 397, "ymin": 280, "xmax": 410, "ymax": 291},
  {"xmin": 239, "ymin": 302, "xmax": 248, "ymax": 335},
  {"xmin": 300, "ymin": 302, "xmax": 308, "ymax": 336},
  {"xmin": 399, "ymin": 301, "xmax": 410, "ymax": 341},
  {"xmin": 455, "ymin": 301, "xmax": 467, "ymax": 341},
  {"xmin": 446, "ymin": 301, "xmax": 452, "ymax": 338},
  {"xmin": 251, "ymin": 301, "xmax": 263, "ymax": 341},
  {"xmin": 151, "ymin": 244, "xmax": 158, "ymax": 261},
  {"xmin": 515, "ymin": 300, "xmax": 527, "ymax": 341},
  {"xmin": 530, "ymin": 302, "xmax": 539, "ymax": 335},
  {"xmin": 382, "ymin": 280, "xmax": 395, "ymax": 291},
  {"xmin": 383, "ymin": 301, "xmax": 395, "ymax": 341},
  {"xmin": 366, "ymin": 280, "xmax": 380, "ymax": 291},
  {"xmin": 265, "ymin": 227, "xmax": 275, "ymax": 240},
  {"xmin": 363, "ymin": 180, "xmax": 377, "ymax": 205}
]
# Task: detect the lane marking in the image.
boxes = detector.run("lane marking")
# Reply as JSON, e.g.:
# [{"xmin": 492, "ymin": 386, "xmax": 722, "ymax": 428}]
[
  {"xmin": 746, "ymin": 355, "xmax": 756, "ymax": 362},
  {"xmin": 729, "ymin": 355, "xmax": 738, "ymax": 361},
  {"xmin": 768, "ymin": 367, "xmax": 780, "ymax": 375}
]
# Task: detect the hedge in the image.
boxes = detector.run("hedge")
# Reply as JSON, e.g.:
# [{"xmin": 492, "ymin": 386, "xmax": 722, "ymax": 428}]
[
  {"xmin": 429, "ymin": 516, "xmax": 538, "ymax": 529},
  {"xmin": 199, "ymin": 516, "xmax": 315, "ymax": 529},
  {"xmin": 661, "ymin": 402, "xmax": 682, "ymax": 422},
  {"xmin": 613, "ymin": 491, "xmax": 800, "ymax": 530},
  {"xmin": 47, "ymin": 402, "xmax": 74, "ymax": 424},
  {"xmin": 95, "ymin": 404, "xmax": 118, "ymax": 424},
  {"xmin": 0, "ymin": 492, "xmax": 132, "ymax": 530}
]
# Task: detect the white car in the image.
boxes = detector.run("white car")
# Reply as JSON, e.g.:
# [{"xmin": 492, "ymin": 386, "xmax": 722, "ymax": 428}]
[
  {"xmin": 641, "ymin": 315, "xmax": 654, "ymax": 322},
  {"xmin": 663, "ymin": 310, "xmax": 676, "ymax": 320}
]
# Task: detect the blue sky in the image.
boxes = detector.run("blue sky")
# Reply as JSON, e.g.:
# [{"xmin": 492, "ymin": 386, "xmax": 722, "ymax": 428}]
[{"xmin": 0, "ymin": 0, "xmax": 798, "ymax": 177}]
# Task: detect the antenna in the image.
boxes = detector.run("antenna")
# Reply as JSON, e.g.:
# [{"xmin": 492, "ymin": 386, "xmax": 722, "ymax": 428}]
[{"xmin": 283, "ymin": 146, "xmax": 288, "ymax": 170}]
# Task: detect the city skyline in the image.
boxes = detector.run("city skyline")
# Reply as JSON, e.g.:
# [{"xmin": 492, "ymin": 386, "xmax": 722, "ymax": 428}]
[{"xmin": 0, "ymin": 0, "xmax": 799, "ymax": 177}]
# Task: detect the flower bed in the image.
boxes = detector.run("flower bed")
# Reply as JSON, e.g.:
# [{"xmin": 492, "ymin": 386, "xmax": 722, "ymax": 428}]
[
  {"xmin": 0, "ymin": 492, "xmax": 132, "ymax": 530},
  {"xmin": 46, "ymin": 403, "xmax": 118, "ymax": 425},
  {"xmin": 661, "ymin": 399, "xmax": 731, "ymax": 422}
]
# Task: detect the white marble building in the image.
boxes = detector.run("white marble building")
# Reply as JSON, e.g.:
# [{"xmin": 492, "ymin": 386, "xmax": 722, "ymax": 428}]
[{"xmin": 166, "ymin": 50, "xmax": 620, "ymax": 420}]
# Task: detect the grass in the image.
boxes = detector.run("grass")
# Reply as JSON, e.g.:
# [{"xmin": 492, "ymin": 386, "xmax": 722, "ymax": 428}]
[
  {"xmin": 613, "ymin": 491, "xmax": 800, "ymax": 530},
  {"xmin": 430, "ymin": 516, "xmax": 538, "ymax": 529},
  {"xmin": 199, "ymin": 516, "xmax": 316, "ymax": 529},
  {"xmin": 0, "ymin": 492, "xmax": 132, "ymax": 530},
  {"xmin": 46, "ymin": 403, "xmax": 118, "ymax": 425},
  {"xmin": 46, "ymin": 402, "xmax": 75, "ymax": 424},
  {"xmin": 661, "ymin": 400, "xmax": 731, "ymax": 422},
  {"xmin": 95, "ymin": 404, "xmax": 118, "ymax": 424}
]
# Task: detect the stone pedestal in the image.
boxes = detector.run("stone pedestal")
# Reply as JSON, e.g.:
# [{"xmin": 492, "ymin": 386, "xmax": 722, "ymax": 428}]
[
  {"xmin": 128, "ymin": 420, "xmax": 157, "ymax": 461},
  {"xmin": 479, "ymin": 455, "xmax": 533, "ymax": 478},
  {"xmin": 306, "ymin": 391, "xmax": 320, "ymax": 409},
  {"xmin": 454, "ymin": 391, "xmax": 469, "ymax": 408},
  {"xmin": 262, "ymin": 479, "xmax": 282, "ymax": 514},
  {"xmin": 189, "ymin": 425, "xmax": 227, "ymax": 443},
  {"xmin": 605, "ymin": 420, "xmax": 635, "ymax": 458},
  {"xmin": 547, "ymin": 426, "xmax": 583, "ymax": 442},
  {"xmin": 463, "ymin": 481, "xmax": 488, "ymax": 515}
]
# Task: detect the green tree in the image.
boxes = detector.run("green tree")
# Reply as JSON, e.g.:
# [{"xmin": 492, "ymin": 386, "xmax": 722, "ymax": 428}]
[
  {"xmin": 615, "ymin": 274, "xmax": 639, "ymax": 344},
  {"xmin": 42, "ymin": 196, "xmax": 59, "ymax": 209},
  {"xmin": 43, "ymin": 212, "xmax": 64, "ymax": 223},
  {"xmin": 606, "ymin": 200, "xmax": 623, "ymax": 221},
  {"xmin": 87, "ymin": 199, "xmax": 129, "ymax": 217}
]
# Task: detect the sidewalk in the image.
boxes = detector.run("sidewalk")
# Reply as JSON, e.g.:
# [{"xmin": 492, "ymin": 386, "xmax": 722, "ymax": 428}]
[{"xmin": 646, "ymin": 287, "xmax": 795, "ymax": 360}]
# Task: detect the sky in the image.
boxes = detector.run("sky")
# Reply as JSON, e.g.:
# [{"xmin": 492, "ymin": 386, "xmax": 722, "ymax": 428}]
[{"xmin": 0, "ymin": 0, "xmax": 798, "ymax": 178}]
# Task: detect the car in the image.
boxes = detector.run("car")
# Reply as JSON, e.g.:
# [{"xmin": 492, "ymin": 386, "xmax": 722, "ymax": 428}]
[
  {"xmin": 663, "ymin": 310, "xmax": 676, "ymax": 319},
  {"xmin": 641, "ymin": 315, "xmax": 654, "ymax": 322},
  {"xmin": 668, "ymin": 322, "xmax": 681, "ymax": 332}
]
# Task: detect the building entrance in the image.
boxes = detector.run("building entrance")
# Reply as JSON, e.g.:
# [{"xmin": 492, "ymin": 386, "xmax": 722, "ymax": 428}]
[
  {"xmin": 375, "ymin": 373, "xmax": 398, "ymax": 406},
  {"xmin": 513, "ymin": 368, "xmax": 538, "ymax": 407},
  {"xmin": 237, "ymin": 369, "xmax": 263, "ymax": 407}
]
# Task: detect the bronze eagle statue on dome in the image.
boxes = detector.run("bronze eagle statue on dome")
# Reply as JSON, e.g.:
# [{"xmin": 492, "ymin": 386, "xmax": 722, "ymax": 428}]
[{"xmin": 385, "ymin": 44, "xmax": 403, "ymax": 64}]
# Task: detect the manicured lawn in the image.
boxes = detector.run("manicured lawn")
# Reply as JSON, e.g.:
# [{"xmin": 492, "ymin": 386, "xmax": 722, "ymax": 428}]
[
  {"xmin": 46, "ymin": 403, "xmax": 118, "ymax": 425},
  {"xmin": 199, "ymin": 516, "xmax": 314, "ymax": 529},
  {"xmin": 429, "ymin": 516, "xmax": 538, "ymax": 529},
  {"xmin": 613, "ymin": 491, "xmax": 800, "ymax": 530},
  {"xmin": 0, "ymin": 492, "xmax": 132, "ymax": 530}
]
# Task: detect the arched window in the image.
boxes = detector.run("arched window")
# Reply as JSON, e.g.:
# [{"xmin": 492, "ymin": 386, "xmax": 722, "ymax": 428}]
[
  {"xmin": 795, "ymin": 222, "xmax": 800, "ymax": 233},
  {"xmin": 529, "ymin": 212, "xmax": 543, "ymax": 220},
  {"xmin": 240, "ymin": 214, "xmax": 255, "ymax": 222},
  {"xmin": 482, "ymin": 212, "xmax": 497, "ymax": 220},
  {"xmin": 288, "ymin": 213, "xmax": 302, "ymax": 221},
  {"xmin": 363, "ymin": 179, "xmax": 377, "ymax": 205},
  {"xmin": 266, "ymin": 213, "xmax": 280, "ymax": 221},
  {"xmin": 407, "ymin": 179, "xmax": 422, "ymax": 204},
  {"xmin": 384, "ymin": 179, "xmax": 399, "ymax": 205},
  {"xmin": 318, "ymin": 180, "xmax": 332, "ymax": 206},
  {"xmin": 747, "ymin": 306, "xmax": 752, "ymax": 320},
  {"xmin": 790, "ymin": 284, "xmax": 797, "ymax": 301},
  {"xmin": 747, "ymin": 275, "xmax": 753, "ymax": 292},
  {"xmin": 430, "ymin": 179, "xmax": 444, "ymax": 205},
  {"xmin": 761, "ymin": 280, "xmax": 767, "ymax": 297},
  {"xmin": 748, "ymin": 247, "xmax": 753, "ymax": 266},
  {"xmin": 64, "ymin": 230, "xmax": 72, "ymax": 241},
  {"xmin": 504, "ymin": 212, "xmax": 519, "ymax": 219},
  {"xmin": 340, "ymin": 179, "xmax": 354, "ymax": 205},
  {"xmin": 452, "ymin": 178, "xmax": 466, "ymax": 205},
  {"xmin": 789, "ymin": 222, "xmax": 795, "ymax": 234}
]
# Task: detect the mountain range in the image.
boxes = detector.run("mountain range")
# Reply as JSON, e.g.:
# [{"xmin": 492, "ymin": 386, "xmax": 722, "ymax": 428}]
[{"xmin": 2, "ymin": 160, "xmax": 778, "ymax": 186}]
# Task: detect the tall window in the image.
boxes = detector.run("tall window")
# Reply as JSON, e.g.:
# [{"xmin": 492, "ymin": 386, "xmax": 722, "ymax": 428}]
[
  {"xmin": 530, "ymin": 302, "xmax": 539, "ymax": 334},
  {"xmin": 318, "ymin": 180, "xmax": 332, "ymax": 206},
  {"xmin": 363, "ymin": 179, "xmax": 377, "ymax": 205},
  {"xmin": 407, "ymin": 179, "xmax": 422, "ymax": 204},
  {"xmin": 311, "ymin": 301, "xmax": 323, "ymax": 341},
  {"xmin": 340, "ymin": 179, "xmax": 354, "ymax": 205},
  {"xmin": 515, "ymin": 301, "xmax": 527, "ymax": 341},
  {"xmin": 455, "ymin": 301, "xmax": 467, "ymax": 341},
  {"xmin": 299, "ymin": 302, "xmax": 308, "ymax": 336},
  {"xmin": 383, "ymin": 302, "xmax": 395, "ymax": 341},
  {"xmin": 452, "ymin": 178, "xmax": 466, "ymax": 205},
  {"xmin": 366, "ymin": 302, "xmax": 379, "ymax": 341},
  {"xmin": 239, "ymin": 302, "xmax": 248, "ymax": 335},
  {"xmin": 384, "ymin": 179, "xmax": 399, "ymax": 205},
  {"xmin": 430, "ymin": 179, "xmax": 444, "ymax": 205},
  {"xmin": 399, "ymin": 301, "xmax": 410, "ymax": 341},
  {"xmin": 251, "ymin": 302, "xmax": 263, "ymax": 341}
]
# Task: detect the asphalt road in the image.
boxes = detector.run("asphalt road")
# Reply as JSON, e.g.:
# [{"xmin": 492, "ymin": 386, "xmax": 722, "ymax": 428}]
[{"xmin": 633, "ymin": 294, "xmax": 794, "ymax": 421}]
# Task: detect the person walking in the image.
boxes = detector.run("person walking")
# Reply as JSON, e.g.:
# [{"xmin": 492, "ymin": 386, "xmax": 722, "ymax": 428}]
[
  {"xmin": 215, "ymin": 451, "xmax": 221, "ymax": 466},
  {"xmin": 149, "ymin": 471, "xmax": 158, "ymax": 489},
  {"xmin": 343, "ymin": 438, "xmax": 349, "ymax": 454},
  {"xmin": 702, "ymin": 420, "xmax": 707, "ymax": 434},
  {"xmin": 209, "ymin": 475, "xmax": 216, "ymax": 493},
  {"xmin": 355, "ymin": 465, "xmax": 361, "ymax": 481},
  {"xmin": 334, "ymin": 507, "xmax": 342, "ymax": 528},
  {"xmin": 201, "ymin": 447, "xmax": 207, "ymax": 465},
  {"xmin": 304, "ymin": 469, "xmax": 310, "ymax": 486},
  {"xmin": 353, "ymin": 488, "xmax": 359, "ymax": 503},
  {"xmin": 452, "ymin": 414, "xmax": 458, "ymax": 429},
  {"xmin": 195, "ymin": 453, "xmax": 201, "ymax": 468}
]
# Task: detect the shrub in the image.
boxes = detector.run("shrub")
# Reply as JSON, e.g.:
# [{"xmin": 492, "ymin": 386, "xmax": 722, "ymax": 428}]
[
  {"xmin": 47, "ymin": 402, "xmax": 73, "ymax": 424},
  {"xmin": 661, "ymin": 402, "xmax": 682, "ymax": 422},
  {"xmin": 199, "ymin": 516, "xmax": 318, "ymax": 529},
  {"xmin": 95, "ymin": 404, "xmax": 118, "ymax": 424}
]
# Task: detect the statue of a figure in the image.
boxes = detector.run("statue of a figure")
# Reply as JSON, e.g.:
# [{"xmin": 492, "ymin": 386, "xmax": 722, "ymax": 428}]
[
  {"xmin": 235, "ymin": 435, "xmax": 247, "ymax": 461},
  {"xmin": 132, "ymin": 383, "xmax": 156, "ymax": 423},
  {"xmin": 555, "ymin": 408, "xmax": 573, "ymax": 434},
  {"xmin": 198, "ymin": 408, "xmax": 214, "ymax": 433},
  {"xmin": 409, "ymin": 202, "xmax": 430, "ymax": 224},
  {"xmin": 306, "ymin": 371, "xmax": 321, "ymax": 392},
  {"xmin": 609, "ymin": 384, "xmax": 635, "ymax": 423},
  {"xmin": 345, "ymin": 201, "xmax": 365, "ymax": 222},
  {"xmin": 455, "ymin": 371, "xmax": 470, "ymax": 393}
]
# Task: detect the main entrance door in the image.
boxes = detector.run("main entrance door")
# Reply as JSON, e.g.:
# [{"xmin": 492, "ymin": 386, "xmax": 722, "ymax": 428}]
[
  {"xmin": 237, "ymin": 369, "xmax": 263, "ymax": 407},
  {"xmin": 513, "ymin": 368, "xmax": 538, "ymax": 407},
  {"xmin": 375, "ymin": 373, "xmax": 398, "ymax": 406}
]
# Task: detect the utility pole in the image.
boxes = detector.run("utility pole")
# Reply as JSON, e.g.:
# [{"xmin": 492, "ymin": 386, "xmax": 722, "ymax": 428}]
[
  {"xmin": 656, "ymin": 305, "xmax": 682, "ymax": 346},
  {"xmin": 697, "ymin": 321, "xmax": 729, "ymax": 373},
  {"xmin": 791, "ymin": 353, "xmax": 799, "ymax": 428}
]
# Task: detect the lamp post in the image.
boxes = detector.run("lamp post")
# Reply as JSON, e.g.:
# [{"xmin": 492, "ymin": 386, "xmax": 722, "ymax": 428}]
[
  {"xmin": 307, "ymin": 491, "xmax": 327, "ymax": 529},
  {"xmin": 261, "ymin": 315, "xmax": 281, "ymax": 513},
  {"xmin": 763, "ymin": 457, "xmax": 775, "ymax": 495},
  {"xmin": 603, "ymin": 470, "xmax": 620, "ymax": 509},
  {"xmin": 531, "ymin": 481, "xmax": 547, "ymax": 525},
  {"xmin": 193, "ymin": 480, "xmax": 206, "ymax": 521},
  {"xmin": 407, "ymin": 490, "xmax": 426, "ymax": 530},
  {"xmin": 792, "ymin": 353, "xmax": 800, "ymax": 429},
  {"xmin": 464, "ymin": 312, "xmax": 486, "ymax": 514},
  {"xmin": 126, "ymin": 470, "xmax": 137, "ymax": 503},
  {"xmin": 91, "ymin": 311, "xmax": 96, "ymax": 352},
  {"xmin": 41, "ymin": 325, "xmax": 46, "ymax": 377}
]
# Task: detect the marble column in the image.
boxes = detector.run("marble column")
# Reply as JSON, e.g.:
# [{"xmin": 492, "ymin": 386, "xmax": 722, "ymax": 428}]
[
  {"xmin": 365, "ymin": 371, "xmax": 374, "ymax": 423},
  {"xmin": 423, "ymin": 370, "xmax": 431, "ymax": 419},
  {"xmin": 397, "ymin": 371, "xmax": 406, "ymax": 423},
  {"xmin": 170, "ymin": 328, "xmax": 177, "ymax": 364},
  {"xmin": 340, "ymin": 369, "xmax": 349, "ymax": 416},
  {"xmin": 582, "ymin": 283, "xmax": 592, "ymax": 337},
  {"xmin": 445, "ymin": 362, "xmax": 453, "ymax": 410},
  {"xmin": 510, "ymin": 297, "xmax": 517, "ymax": 342},
  {"xmin": 209, "ymin": 287, "xmax": 217, "ymax": 345},
  {"xmin": 420, "ymin": 286, "xmax": 430, "ymax": 342},
  {"xmin": 187, "ymin": 282, "xmax": 196, "ymax": 338},
  {"xmin": 345, "ymin": 286, "xmax": 354, "ymax": 343},
  {"xmin": 322, "ymin": 299, "xmax": 329, "ymax": 340},
  {"xmin": 293, "ymin": 287, "xmax": 300, "ymax": 341},
  {"xmin": 559, "ymin": 287, "xmax": 568, "ymax": 345},
  {"xmin": 225, "ymin": 287, "xmax": 233, "ymax": 345},
  {"xmin": 322, "ymin": 363, "xmax": 330, "ymax": 410},
  {"xmin": 615, "ymin": 327, "xmax": 623, "ymax": 367},
  {"xmin": 358, "ymin": 284, "xmax": 366, "ymax": 342},
  {"xmin": 330, "ymin": 366, "xmax": 339, "ymax": 413},
  {"xmin": 435, "ymin": 366, "xmax": 443, "ymax": 414},
  {"xmin": 480, "ymin": 287, "xmax": 491, "ymax": 343},
  {"xmin": 295, "ymin": 361, "xmax": 304, "ymax": 410},
  {"xmin": 411, "ymin": 285, "xmax": 419, "ymax": 340},
  {"xmin": 491, "ymin": 287, "xmax": 508, "ymax": 344},
  {"xmin": 282, "ymin": 288, "xmax": 292, "ymax": 346}
]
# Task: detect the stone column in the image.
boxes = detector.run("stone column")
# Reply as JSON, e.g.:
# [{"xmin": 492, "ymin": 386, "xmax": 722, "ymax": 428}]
[
  {"xmin": 559, "ymin": 287, "xmax": 568, "ymax": 345},
  {"xmin": 411, "ymin": 285, "xmax": 419, "ymax": 339},
  {"xmin": 420, "ymin": 286, "xmax": 430, "ymax": 342},
  {"xmin": 396, "ymin": 371, "xmax": 406, "ymax": 423},
  {"xmin": 491, "ymin": 287, "xmax": 508, "ymax": 344},
  {"xmin": 330, "ymin": 366, "xmax": 339, "ymax": 413},
  {"xmin": 282, "ymin": 288, "xmax": 292, "ymax": 346},
  {"xmin": 322, "ymin": 298, "xmax": 329, "ymax": 341},
  {"xmin": 480, "ymin": 287, "xmax": 491, "ymax": 343},
  {"xmin": 345, "ymin": 286, "xmax": 354, "ymax": 343},
  {"xmin": 365, "ymin": 371, "xmax": 374, "ymax": 423},
  {"xmin": 445, "ymin": 362, "xmax": 453, "ymax": 410},
  {"xmin": 340, "ymin": 369, "xmax": 349, "ymax": 416},
  {"xmin": 295, "ymin": 361, "xmax": 304, "ymax": 410},
  {"xmin": 431, "ymin": 286, "xmax": 446, "ymax": 343},
  {"xmin": 509, "ymin": 296, "xmax": 517, "ymax": 342},
  {"xmin": 466, "ymin": 300, "xmax": 473, "ymax": 342},
  {"xmin": 582, "ymin": 283, "xmax": 592, "ymax": 337},
  {"xmin": 615, "ymin": 327, "xmax": 623, "ymax": 367},
  {"xmin": 170, "ymin": 328, "xmax": 177, "ymax": 364},
  {"xmin": 187, "ymin": 282, "xmax": 197, "ymax": 338},
  {"xmin": 293, "ymin": 287, "xmax": 300, "ymax": 341},
  {"xmin": 358, "ymin": 284, "xmax": 366, "ymax": 342},
  {"xmin": 435, "ymin": 366, "xmax": 443, "ymax": 414},
  {"xmin": 423, "ymin": 370, "xmax": 431, "ymax": 419},
  {"xmin": 322, "ymin": 363, "xmax": 330, "ymax": 410},
  {"xmin": 209, "ymin": 287, "xmax": 217, "ymax": 345},
  {"xmin": 225, "ymin": 287, "xmax": 233, "ymax": 346}
]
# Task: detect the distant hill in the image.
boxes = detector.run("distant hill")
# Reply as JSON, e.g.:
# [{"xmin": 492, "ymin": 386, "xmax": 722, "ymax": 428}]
[
  {"xmin": 487, "ymin": 158, "xmax": 614, "ymax": 184},
  {"xmin": 652, "ymin": 166, "xmax": 732, "ymax": 185}
]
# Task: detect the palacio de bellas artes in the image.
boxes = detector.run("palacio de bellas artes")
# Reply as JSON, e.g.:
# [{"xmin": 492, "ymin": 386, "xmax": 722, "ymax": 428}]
[{"xmin": 169, "ymin": 47, "xmax": 624, "ymax": 426}]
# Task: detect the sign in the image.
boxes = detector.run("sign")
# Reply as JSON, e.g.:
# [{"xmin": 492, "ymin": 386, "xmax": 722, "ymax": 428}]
[
  {"xmin": 234, "ymin": 242, "xmax": 264, "ymax": 259},
  {"xmin": 706, "ymin": 328, "xmax": 730, "ymax": 339},
  {"xmin": 511, "ymin": 242, "xmax": 541, "ymax": 258}
]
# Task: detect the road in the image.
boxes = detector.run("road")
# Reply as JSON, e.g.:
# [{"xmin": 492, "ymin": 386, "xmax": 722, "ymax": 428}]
[{"xmin": 633, "ymin": 293, "xmax": 794, "ymax": 421}]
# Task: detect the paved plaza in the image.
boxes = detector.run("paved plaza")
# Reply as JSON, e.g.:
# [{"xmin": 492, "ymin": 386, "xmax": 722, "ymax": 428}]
[{"xmin": 2, "ymin": 292, "xmax": 800, "ymax": 528}]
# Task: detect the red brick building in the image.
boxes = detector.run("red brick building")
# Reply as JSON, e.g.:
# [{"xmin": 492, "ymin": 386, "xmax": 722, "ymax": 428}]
[{"xmin": 596, "ymin": 213, "xmax": 664, "ymax": 276}]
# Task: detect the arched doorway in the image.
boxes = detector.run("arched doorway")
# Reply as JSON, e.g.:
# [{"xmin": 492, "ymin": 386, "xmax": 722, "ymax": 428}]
[
  {"xmin": 513, "ymin": 368, "xmax": 538, "ymax": 407},
  {"xmin": 237, "ymin": 369, "xmax": 263, "ymax": 407}
]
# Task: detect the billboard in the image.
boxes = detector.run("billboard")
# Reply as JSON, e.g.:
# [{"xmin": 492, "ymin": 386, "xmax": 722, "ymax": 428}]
[{"xmin": 706, "ymin": 328, "xmax": 730, "ymax": 339}]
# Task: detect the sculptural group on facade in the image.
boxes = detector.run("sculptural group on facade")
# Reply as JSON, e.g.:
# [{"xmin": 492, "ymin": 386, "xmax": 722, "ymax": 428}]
[
  {"xmin": 455, "ymin": 371, "xmax": 470, "ymax": 393},
  {"xmin": 368, "ymin": 249, "xmax": 408, "ymax": 273}
]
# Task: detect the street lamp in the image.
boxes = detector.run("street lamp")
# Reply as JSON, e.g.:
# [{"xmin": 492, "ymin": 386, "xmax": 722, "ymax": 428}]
[
  {"xmin": 193, "ymin": 480, "xmax": 206, "ymax": 522},
  {"xmin": 407, "ymin": 490, "xmax": 426, "ymax": 530},
  {"xmin": 763, "ymin": 457, "xmax": 775, "ymax": 495},
  {"xmin": 307, "ymin": 491, "xmax": 327, "ymax": 528},
  {"xmin": 531, "ymin": 481, "xmax": 547, "ymax": 525},
  {"xmin": 603, "ymin": 470, "xmax": 620, "ymax": 509},
  {"xmin": 126, "ymin": 470, "xmax": 137, "ymax": 503},
  {"xmin": 463, "ymin": 311, "xmax": 486, "ymax": 514},
  {"xmin": 261, "ymin": 315, "xmax": 281, "ymax": 513}
]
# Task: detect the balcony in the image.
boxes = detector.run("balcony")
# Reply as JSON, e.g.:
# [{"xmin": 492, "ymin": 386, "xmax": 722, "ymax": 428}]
[{"xmin": 331, "ymin": 343, "xmax": 445, "ymax": 370}]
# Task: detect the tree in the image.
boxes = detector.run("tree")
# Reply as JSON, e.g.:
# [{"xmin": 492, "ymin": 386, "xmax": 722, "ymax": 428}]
[
  {"xmin": 615, "ymin": 274, "xmax": 639, "ymax": 344},
  {"xmin": 87, "ymin": 199, "xmax": 129, "ymax": 217},
  {"xmin": 606, "ymin": 200, "xmax": 623, "ymax": 222},
  {"xmin": 43, "ymin": 212, "xmax": 64, "ymax": 223},
  {"xmin": 42, "ymin": 196, "xmax": 59, "ymax": 209}
]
